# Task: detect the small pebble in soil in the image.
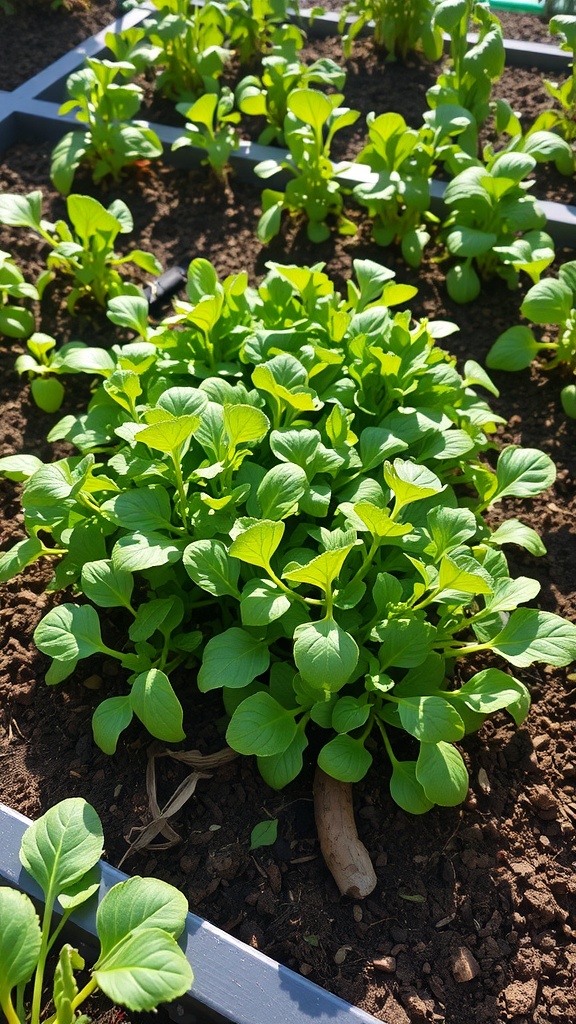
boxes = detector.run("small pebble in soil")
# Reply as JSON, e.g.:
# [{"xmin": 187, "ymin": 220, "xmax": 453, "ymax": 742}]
[
  {"xmin": 373, "ymin": 956, "xmax": 396, "ymax": 973},
  {"xmin": 452, "ymin": 946, "xmax": 481, "ymax": 983}
]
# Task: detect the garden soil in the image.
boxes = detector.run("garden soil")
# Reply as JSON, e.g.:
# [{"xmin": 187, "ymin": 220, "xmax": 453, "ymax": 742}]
[{"xmin": 1, "ymin": 6, "xmax": 576, "ymax": 1024}]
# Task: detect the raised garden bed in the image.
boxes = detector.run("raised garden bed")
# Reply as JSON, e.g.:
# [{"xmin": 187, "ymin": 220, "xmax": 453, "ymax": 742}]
[{"xmin": 1, "ymin": 5, "xmax": 576, "ymax": 1024}]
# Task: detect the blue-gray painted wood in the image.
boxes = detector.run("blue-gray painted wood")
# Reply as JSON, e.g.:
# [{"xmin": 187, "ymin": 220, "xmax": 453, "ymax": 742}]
[{"xmin": 0, "ymin": 803, "xmax": 381, "ymax": 1024}]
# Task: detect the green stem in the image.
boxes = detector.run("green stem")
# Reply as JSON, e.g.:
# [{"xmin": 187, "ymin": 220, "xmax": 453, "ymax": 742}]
[
  {"xmin": 266, "ymin": 567, "xmax": 323, "ymax": 607},
  {"xmin": 375, "ymin": 717, "xmax": 398, "ymax": 766},
  {"xmin": 70, "ymin": 977, "xmax": 99, "ymax": 1013},
  {"xmin": 349, "ymin": 536, "xmax": 380, "ymax": 589},
  {"xmin": 171, "ymin": 452, "xmax": 189, "ymax": 532},
  {"xmin": 1, "ymin": 995, "xmax": 21, "ymax": 1024},
  {"xmin": 31, "ymin": 887, "xmax": 57, "ymax": 1024},
  {"xmin": 45, "ymin": 910, "xmax": 71, "ymax": 955}
]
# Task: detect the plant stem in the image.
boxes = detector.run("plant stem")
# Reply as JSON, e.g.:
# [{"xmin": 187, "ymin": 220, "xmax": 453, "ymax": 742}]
[{"xmin": 70, "ymin": 976, "xmax": 99, "ymax": 1013}]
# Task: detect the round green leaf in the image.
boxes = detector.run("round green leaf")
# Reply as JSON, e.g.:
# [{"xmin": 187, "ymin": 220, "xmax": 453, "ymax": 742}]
[
  {"xmin": 415, "ymin": 742, "xmax": 469, "ymax": 806},
  {"xmin": 398, "ymin": 696, "xmax": 465, "ymax": 743},
  {"xmin": 294, "ymin": 618, "xmax": 359, "ymax": 691},
  {"xmin": 317, "ymin": 734, "xmax": 373, "ymax": 783},
  {"xmin": 389, "ymin": 760, "xmax": 434, "ymax": 814},
  {"xmin": 0, "ymin": 889, "xmax": 41, "ymax": 1004},
  {"xmin": 494, "ymin": 446, "xmax": 555, "ymax": 500},
  {"xmin": 94, "ymin": 929, "xmax": 193, "ymax": 1012},
  {"xmin": 198, "ymin": 627, "xmax": 270, "ymax": 692},
  {"xmin": 20, "ymin": 798, "xmax": 104, "ymax": 899},
  {"xmin": 34, "ymin": 604, "xmax": 104, "ymax": 662},
  {"xmin": 130, "ymin": 669, "xmax": 185, "ymax": 743},
  {"xmin": 97, "ymin": 876, "xmax": 189, "ymax": 959},
  {"xmin": 92, "ymin": 696, "xmax": 134, "ymax": 755},
  {"xmin": 226, "ymin": 692, "xmax": 298, "ymax": 756},
  {"xmin": 183, "ymin": 539, "xmax": 240, "ymax": 598}
]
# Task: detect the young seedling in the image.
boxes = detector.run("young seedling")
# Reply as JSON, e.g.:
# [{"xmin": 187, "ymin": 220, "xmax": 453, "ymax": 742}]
[
  {"xmin": 139, "ymin": 0, "xmax": 232, "ymax": 101},
  {"xmin": 173, "ymin": 87, "xmax": 241, "ymax": 182},
  {"xmin": 255, "ymin": 88, "xmax": 360, "ymax": 242},
  {"xmin": 534, "ymin": 15, "xmax": 576, "ymax": 145},
  {"xmin": 50, "ymin": 57, "xmax": 163, "ymax": 194},
  {"xmin": 442, "ymin": 151, "xmax": 555, "ymax": 302},
  {"xmin": 487, "ymin": 97, "xmax": 574, "ymax": 176},
  {"xmin": 0, "ymin": 798, "xmax": 193, "ymax": 1024},
  {"xmin": 338, "ymin": 0, "xmax": 444, "ymax": 62},
  {"xmin": 236, "ymin": 36, "xmax": 345, "ymax": 146},
  {"xmin": 226, "ymin": 0, "xmax": 303, "ymax": 64},
  {"xmin": 0, "ymin": 191, "xmax": 161, "ymax": 313},
  {"xmin": 0, "ymin": 250, "xmax": 38, "ymax": 340},
  {"xmin": 487, "ymin": 259, "xmax": 576, "ymax": 417},
  {"xmin": 428, "ymin": 0, "xmax": 505, "ymax": 127}
]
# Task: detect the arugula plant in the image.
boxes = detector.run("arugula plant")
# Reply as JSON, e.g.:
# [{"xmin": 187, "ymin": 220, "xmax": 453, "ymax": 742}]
[
  {"xmin": 2, "ymin": 257, "xmax": 574, "ymax": 814},
  {"xmin": 0, "ymin": 798, "xmax": 193, "ymax": 1024},
  {"xmin": 15, "ymin": 333, "xmax": 115, "ymax": 414},
  {"xmin": 255, "ymin": 88, "xmax": 360, "ymax": 242},
  {"xmin": 0, "ymin": 251, "xmax": 38, "ymax": 340},
  {"xmin": 139, "ymin": 0, "xmax": 231, "ymax": 101},
  {"xmin": 487, "ymin": 260, "xmax": 576, "ymax": 417},
  {"xmin": 236, "ymin": 37, "xmax": 346, "ymax": 146},
  {"xmin": 487, "ymin": 98, "xmax": 574, "ymax": 176},
  {"xmin": 351, "ymin": 107, "xmax": 477, "ymax": 267},
  {"xmin": 0, "ymin": 191, "xmax": 161, "ymax": 313},
  {"xmin": 428, "ymin": 0, "xmax": 505, "ymax": 127},
  {"xmin": 338, "ymin": 0, "xmax": 444, "ymax": 62},
  {"xmin": 50, "ymin": 57, "xmax": 163, "ymax": 194},
  {"xmin": 173, "ymin": 87, "xmax": 241, "ymax": 182},
  {"xmin": 533, "ymin": 15, "xmax": 576, "ymax": 143},
  {"xmin": 441, "ymin": 152, "xmax": 555, "ymax": 303},
  {"xmin": 226, "ymin": 0, "xmax": 303, "ymax": 64}
]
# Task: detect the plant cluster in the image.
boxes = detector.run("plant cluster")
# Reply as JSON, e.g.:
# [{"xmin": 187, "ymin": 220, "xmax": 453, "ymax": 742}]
[
  {"xmin": 338, "ymin": 0, "xmax": 444, "ymax": 62},
  {"xmin": 2, "ymin": 258, "xmax": 575, "ymax": 814},
  {"xmin": 51, "ymin": 57, "xmax": 163, "ymax": 194},
  {"xmin": 0, "ymin": 191, "xmax": 161, "ymax": 314},
  {"xmin": 0, "ymin": 251, "xmax": 38, "ymax": 341},
  {"xmin": 0, "ymin": 798, "xmax": 193, "ymax": 1024}
]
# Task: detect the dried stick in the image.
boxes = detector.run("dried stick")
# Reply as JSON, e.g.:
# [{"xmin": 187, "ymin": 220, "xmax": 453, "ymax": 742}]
[{"xmin": 313, "ymin": 766, "xmax": 377, "ymax": 899}]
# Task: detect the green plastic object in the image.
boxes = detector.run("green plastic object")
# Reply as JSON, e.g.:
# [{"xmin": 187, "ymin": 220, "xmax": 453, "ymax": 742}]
[{"xmin": 490, "ymin": 0, "xmax": 575, "ymax": 14}]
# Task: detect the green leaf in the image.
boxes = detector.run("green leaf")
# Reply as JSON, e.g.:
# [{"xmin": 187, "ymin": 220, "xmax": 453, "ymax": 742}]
[
  {"xmin": 293, "ymin": 618, "xmax": 359, "ymax": 691},
  {"xmin": 20, "ymin": 798, "xmax": 104, "ymax": 899},
  {"xmin": 198, "ymin": 627, "xmax": 270, "ymax": 692},
  {"xmin": 521, "ymin": 277, "xmax": 573, "ymax": 325},
  {"xmin": 454, "ymin": 668, "xmax": 530, "ymax": 717},
  {"xmin": 224, "ymin": 404, "xmax": 269, "ymax": 447},
  {"xmin": 491, "ymin": 608, "xmax": 576, "ymax": 667},
  {"xmin": 226, "ymin": 692, "xmax": 297, "ymax": 755},
  {"xmin": 240, "ymin": 578, "xmax": 291, "ymax": 626},
  {"xmin": 0, "ymin": 536, "xmax": 44, "ymax": 583},
  {"xmin": 229, "ymin": 520, "xmax": 285, "ymax": 571},
  {"xmin": 250, "ymin": 819, "xmax": 279, "ymax": 850},
  {"xmin": 92, "ymin": 696, "xmax": 134, "ymax": 755},
  {"xmin": 489, "ymin": 518, "xmax": 546, "ymax": 556},
  {"xmin": 257, "ymin": 729, "xmax": 309, "ymax": 790},
  {"xmin": 97, "ymin": 875, "xmax": 189, "ymax": 957},
  {"xmin": 81, "ymin": 560, "xmax": 134, "ymax": 609},
  {"xmin": 183, "ymin": 539, "xmax": 240, "ymax": 598},
  {"xmin": 493, "ymin": 446, "xmax": 555, "ymax": 500},
  {"xmin": 446, "ymin": 262, "xmax": 480, "ymax": 304},
  {"xmin": 0, "ymin": 453, "xmax": 43, "ymax": 481},
  {"xmin": 103, "ymin": 486, "xmax": 173, "ymax": 534},
  {"xmin": 53, "ymin": 944, "xmax": 84, "ymax": 1024},
  {"xmin": 353, "ymin": 502, "xmax": 411, "ymax": 539},
  {"xmin": 93, "ymin": 929, "xmax": 193, "ymax": 1012},
  {"xmin": 0, "ymin": 889, "xmax": 41, "ymax": 1009},
  {"xmin": 485, "ymin": 576, "xmax": 540, "ymax": 613},
  {"xmin": 389, "ymin": 761, "xmax": 434, "ymax": 815},
  {"xmin": 257, "ymin": 463, "xmax": 308, "ymax": 519},
  {"xmin": 283, "ymin": 545, "xmax": 354, "ymax": 593},
  {"xmin": 130, "ymin": 669, "xmax": 185, "ymax": 743},
  {"xmin": 0, "ymin": 190, "xmax": 43, "ymax": 230},
  {"xmin": 136, "ymin": 416, "xmax": 201, "ymax": 453},
  {"xmin": 561, "ymin": 384, "xmax": 576, "ymax": 419},
  {"xmin": 129, "ymin": 598, "xmax": 179, "ymax": 643},
  {"xmin": 31, "ymin": 378, "xmax": 65, "ymax": 414},
  {"xmin": 415, "ymin": 742, "xmax": 469, "ymax": 806},
  {"xmin": 34, "ymin": 604, "xmax": 104, "ymax": 661},
  {"xmin": 332, "ymin": 696, "xmax": 371, "ymax": 734},
  {"xmin": 397, "ymin": 696, "xmax": 465, "ymax": 743},
  {"xmin": 436, "ymin": 553, "xmax": 493, "ymax": 599},
  {"xmin": 486, "ymin": 326, "xmax": 541, "ymax": 372},
  {"xmin": 376, "ymin": 618, "xmax": 433, "ymax": 669},
  {"xmin": 384, "ymin": 460, "xmax": 444, "ymax": 508},
  {"xmin": 288, "ymin": 88, "xmax": 333, "ymax": 132},
  {"xmin": 112, "ymin": 532, "xmax": 182, "ymax": 572},
  {"xmin": 317, "ymin": 734, "xmax": 373, "ymax": 783}
]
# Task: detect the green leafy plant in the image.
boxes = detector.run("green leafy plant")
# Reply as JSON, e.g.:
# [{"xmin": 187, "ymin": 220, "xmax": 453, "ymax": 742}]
[
  {"xmin": 428, "ymin": 0, "xmax": 505, "ymax": 127},
  {"xmin": 50, "ymin": 58, "xmax": 163, "ymax": 194},
  {"xmin": 487, "ymin": 97, "xmax": 575, "ymax": 175},
  {"xmin": 351, "ymin": 107, "xmax": 477, "ymax": 267},
  {"xmin": 0, "ymin": 191, "xmax": 161, "ymax": 313},
  {"xmin": 139, "ymin": 0, "xmax": 231, "ymax": 101},
  {"xmin": 486, "ymin": 260, "xmax": 576, "ymax": 417},
  {"xmin": 255, "ymin": 88, "xmax": 360, "ymax": 242},
  {"xmin": 236, "ymin": 36, "xmax": 345, "ymax": 146},
  {"xmin": 441, "ymin": 151, "xmax": 555, "ymax": 302},
  {"xmin": 0, "ymin": 251, "xmax": 38, "ymax": 340},
  {"xmin": 532, "ymin": 15, "xmax": 576, "ymax": 142},
  {"xmin": 15, "ymin": 333, "xmax": 114, "ymax": 414},
  {"xmin": 0, "ymin": 797, "xmax": 193, "ymax": 1024},
  {"xmin": 105, "ymin": 26, "xmax": 163, "ymax": 77},
  {"xmin": 338, "ymin": 0, "xmax": 444, "ymax": 62},
  {"xmin": 226, "ymin": 0, "xmax": 303, "ymax": 64},
  {"xmin": 173, "ymin": 87, "xmax": 241, "ymax": 182},
  {"xmin": 2, "ymin": 257, "xmax": 574, "ymax": 813}
]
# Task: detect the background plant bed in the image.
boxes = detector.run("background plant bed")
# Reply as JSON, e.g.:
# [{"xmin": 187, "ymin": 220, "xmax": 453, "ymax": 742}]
[{"xmin": 1, "ymin": 5, "xmax": 576, "ymax": 1023}]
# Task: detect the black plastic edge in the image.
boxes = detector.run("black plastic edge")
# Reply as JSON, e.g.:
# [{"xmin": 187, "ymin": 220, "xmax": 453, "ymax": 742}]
[{"xmin": 0, "ymin": 802, "xmax": 381, "ymax": 1024}]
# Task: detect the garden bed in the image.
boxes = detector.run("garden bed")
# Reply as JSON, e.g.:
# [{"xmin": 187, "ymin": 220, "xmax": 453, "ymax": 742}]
[{"xmin": 1, "ymin": 5, "xmax": 576, "ymax": 1024}]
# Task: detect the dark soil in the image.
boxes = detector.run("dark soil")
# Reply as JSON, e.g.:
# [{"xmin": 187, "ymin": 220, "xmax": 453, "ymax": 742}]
[{"xmin": 1, "ymin": 7, "xmax": 576, "ymax": 1024}]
